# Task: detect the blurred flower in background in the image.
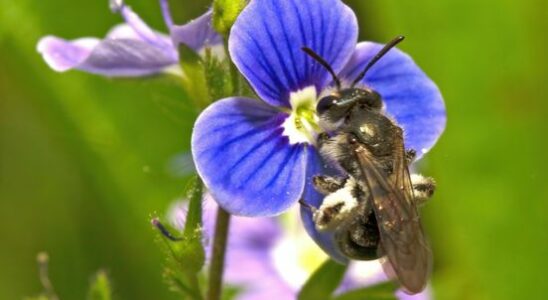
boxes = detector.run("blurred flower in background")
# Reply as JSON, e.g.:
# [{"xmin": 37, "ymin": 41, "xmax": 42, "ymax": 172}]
[
  {"xmin": 169, "ymin": 194, "xmax": 431, "ymax": 300},
  {"xmin": 36, "ymin": 0, "xmax": 222, "ymax": 77}
]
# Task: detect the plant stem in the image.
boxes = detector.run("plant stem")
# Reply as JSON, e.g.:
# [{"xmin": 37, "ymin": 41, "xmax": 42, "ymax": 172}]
[
  {"xmin": 37, "ymin": 252, "xmax": 59, "ymax": 300},
  {"xmin": 206, "ymin": 207, "xmax": 231, "ymax": 300}
]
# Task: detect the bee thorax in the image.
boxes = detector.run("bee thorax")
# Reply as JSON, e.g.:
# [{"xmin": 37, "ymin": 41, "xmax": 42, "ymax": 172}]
[{"xmin": 359, "ymin": 124, "xmax": 377, "ymax": 137}]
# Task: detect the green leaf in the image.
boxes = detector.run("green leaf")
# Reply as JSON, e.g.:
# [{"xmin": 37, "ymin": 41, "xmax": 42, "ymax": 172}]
[
  {"xmin": 221, "ymin": 285, "xmax": 242, "ymax": 300},
  {"xmin": 203, "ymin": 48, "xmax": 233, "ymax": 102},
  {"xmin": 298, "ymin": 259, "xmax": 348, "ymax": 300},
  {"xmin": 180, "ymin": 45, "xmax": 237, "ymax": 108},
  {"xmin": 155, "ymin": 177, "xmax": 205, "ymax": 300},
  {"xmin": 212, "ymin": 0, "xmax": 247, "ymax": 36},
  {"xmin": 331, "ymin": 282, "xmax": 398, "ymax": 300},
  {"xmin": 179, "ymin": 176, "xmax": 206, "ymax": 273},
  {"xmin": 87, "ymin": 270, "xmax": 113, "ymax": 300},
  {"xmin": 179, "ymin": 45, "xmax": 211, "ymax": 110}
]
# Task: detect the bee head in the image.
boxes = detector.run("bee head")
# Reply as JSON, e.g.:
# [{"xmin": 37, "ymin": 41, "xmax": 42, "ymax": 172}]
[
  {"xmin": 316, "ymin": 88, "xmax": 382, "ymax": 126},
  {"xmin": 302, "ymin": 35, "xmax": 405, "ymax": 127}
]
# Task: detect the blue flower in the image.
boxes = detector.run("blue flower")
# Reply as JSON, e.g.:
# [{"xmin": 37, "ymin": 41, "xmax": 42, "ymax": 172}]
[
  {"xmin": 191, "ymin": 0, "xmax": 445, "ymax": 261},
  {"xmin": 37, "ymin": 0, "xmax": 222, "ymax": 77}
]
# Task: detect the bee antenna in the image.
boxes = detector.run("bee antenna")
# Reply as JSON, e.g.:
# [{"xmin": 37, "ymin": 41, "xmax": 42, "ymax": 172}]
[
  {"xmin": 302, "ymin": 47, "xmax": 341, "ymax": 90},
  {"xmin": 351, "ymin": 35, "xmax": 405, "ymax": 87}
]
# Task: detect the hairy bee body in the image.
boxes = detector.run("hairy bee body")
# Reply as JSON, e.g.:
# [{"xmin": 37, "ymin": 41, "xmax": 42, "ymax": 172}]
[
  {"xmin": 301, "ymin": 37, "xmax": 437, "ymax": 294},
  {"xmin": 310, "ymin": 87, "xmax": 435, "ymax": 294},
  {"xmin": 312, "ymin": 90, "xmax": 402, "ymax": 260}
]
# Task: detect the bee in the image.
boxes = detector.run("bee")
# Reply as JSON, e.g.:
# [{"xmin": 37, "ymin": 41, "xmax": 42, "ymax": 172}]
[{"xmin": 300, "ymin": 36, "xmax": 436, "ymax": 294}]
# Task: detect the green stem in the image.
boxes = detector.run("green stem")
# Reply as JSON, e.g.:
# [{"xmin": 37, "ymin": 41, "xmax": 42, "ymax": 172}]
[
  {"xmin": 223, "ymin": 40, "xmax": 241, "ymax": 97},
  {"xmin": 37, "ymin": 252, "xmax": 59, "ymax": 300},
  {"xmin": 230, "ymin": 56, "xmax": 241, "ymax": 96},
  {"xmin": 206, "ymin": 207, "xmax": 231, "ymax": 300},
  {"xmin": 204, "ymin": 21, "xmax": 240, "ymax": 300}
]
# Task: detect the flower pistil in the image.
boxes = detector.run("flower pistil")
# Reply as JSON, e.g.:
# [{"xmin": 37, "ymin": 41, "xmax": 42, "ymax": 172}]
[{"xmin": 282, "ymin": 86, "xmax": 322, "ymax": 145}]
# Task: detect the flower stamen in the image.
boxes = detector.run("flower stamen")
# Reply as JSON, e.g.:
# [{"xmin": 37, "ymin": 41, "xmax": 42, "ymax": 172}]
[{"xmin": 282, "ymin": 86, "xmax": 321, "ymax": 145}]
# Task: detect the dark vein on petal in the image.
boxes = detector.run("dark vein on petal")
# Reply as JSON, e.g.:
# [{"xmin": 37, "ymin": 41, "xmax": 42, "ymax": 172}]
[
  {"xmin": 237, "ymin": 128, "xmax": 286, "ymax": 187},
  {"xmin": 205, "ymin": 117, "xmax": 272, "ymax": 136},
  {"xmin": 240, "ymin": 30, "xmax": 288, "ymax": 96},
  {"xmin": 201, "ymin": 121, "xmax": 280, "ymax": 154},
  {"xmin": 225, "ymin": 128, "xmax": 283, "ymax": 182},
  {"xmin": 328, "ymin": 17, "xmax": 345, "ymax": 70},
  {"xmin": 273, "ymin": 0, "xmax": 301, "ymax": 90},
  {"xmin": 318, "ymin": 0, "xmax": 326, "ymax": 71},
  {"xmin": 201, "ymin": 112, "xmax": 284, "ymax": 136},
  {"xmin": 289, "ymin": 0, "xmax": 309, "ymax": 83},
  {"xmin": 307, "ymin": 1, "xmax": 319, "ymax": 76},
  {"xmin": 262, "ymin": 17, "xmax": 297, "ymax": 91},
  {"xmin": 264, "ymin": 143, "xmax": 299, "ymax": 190},
  {"xmin": 238, "ymin": 59, "xmax": 281, "ymax": 97}
]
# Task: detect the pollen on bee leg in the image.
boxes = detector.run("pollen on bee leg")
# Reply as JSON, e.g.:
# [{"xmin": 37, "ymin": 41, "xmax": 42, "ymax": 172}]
[
  {"xmin": 282, "ymin": 86, "xmax": 321, "ymax": 145},
  {"xmin": 411, "ymin": 174, "xmax": 436, "ymax": 205}
]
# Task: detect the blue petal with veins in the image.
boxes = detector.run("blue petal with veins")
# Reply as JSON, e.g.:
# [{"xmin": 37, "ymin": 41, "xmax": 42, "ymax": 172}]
[
  {"xmin": 192, "ymin": 98, "xmax": 308, "ymax": 216},
  {"xmin": 229, "ymin": 0, "xmax": 358, "ymax": 108}
]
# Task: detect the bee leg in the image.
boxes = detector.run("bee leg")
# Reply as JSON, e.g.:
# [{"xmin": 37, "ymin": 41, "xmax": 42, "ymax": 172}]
[
  {"xmin": 405, "ymin": 149, "xmax": 417, "ymax": 166},
  {"xmin": 411, "ymin": 174, "xmax": 436, "ymax": 205},
  {"xmin": 298, "ymin": 199, "xmax": 317, "ymax": 213},
  {"xmin": 312, "ymin": 175, "xmax": 348, "ymax": 195}
]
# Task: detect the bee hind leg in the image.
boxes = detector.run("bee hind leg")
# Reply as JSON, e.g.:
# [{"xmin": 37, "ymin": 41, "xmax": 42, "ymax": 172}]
[
  {"xmin": 313, "ymin": 175, "xmax": 348, "ymax": 195},
  {"xmin": 298, "ymin": 198, "xmax": 317, "ymax": 213},
  {"xmin": 411, "ymin": 174, "xmax": 436, "ymax": 205}
]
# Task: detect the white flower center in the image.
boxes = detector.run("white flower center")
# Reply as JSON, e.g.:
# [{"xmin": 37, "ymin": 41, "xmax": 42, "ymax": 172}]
[{"xmin": 282, "ymin": 86, "xmax": 321, "ymax": 145}]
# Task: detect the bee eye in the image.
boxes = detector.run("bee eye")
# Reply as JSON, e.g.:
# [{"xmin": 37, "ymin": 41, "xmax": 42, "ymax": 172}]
[{"xmin": 316, "ymin": 95, "xmax": 339, "ymax": 115}]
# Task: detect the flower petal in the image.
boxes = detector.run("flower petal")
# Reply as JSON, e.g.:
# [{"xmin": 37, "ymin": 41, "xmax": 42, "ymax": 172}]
[
  {"xmin": 225, "ymin": 215, "xmax": 282, "ymax": 285},
  {"xmin": 37, "ymin": 36, "xmax": 99, "ymax": 72},
  {"xmin": 37, "ymin": 36, "xmax": 178, "ymax": 76},
  {"xmin": 158, "ymin": 0, "xmax": 174, "ymax": 29},
  {"xmin": 110, "ymin": 0, "xmax": 173, "ymax": 51},
  {"xmin": 339, "ymin": 261, "xmax": 432, "ymax": 300},
  {"xmin": 105, "ymin": 23, "xmax": 170, "ymax": 44},
  {"xmin": 337, "ymin": 261, "xmax": 388, "ymax": 294},
  {"xmin": 300, "ymin": 146, "xmax": 348, "ymax": 264},
  {"xmin": 192, "ymin": 97, "xmax": 307, "ymax": 216},
  {"xmin": 397, "ymin": 287, "xmax": 432, "ymax": 300},
  {"xmin": 170, "ymin": 11, "xmax": 223, "ymax": 53},
  {"xmin": 229, "ymin": 0, "xmax": 358, "ymax": 108},
  {"xmin": 339, "ymin": 42, "xmax": 446, "ymax": 158}
]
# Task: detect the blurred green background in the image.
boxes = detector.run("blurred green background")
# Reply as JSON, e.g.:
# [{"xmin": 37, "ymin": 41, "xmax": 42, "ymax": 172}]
[{"xmin": 0, "ymin": 0, "xmax": 546, "ymax": 299}]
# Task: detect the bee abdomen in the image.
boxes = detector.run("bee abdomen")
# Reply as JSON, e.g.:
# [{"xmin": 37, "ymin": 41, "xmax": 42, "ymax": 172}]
[{"xmin": 335, "ymin": 212, "xmax": 381, "ymax": 260}]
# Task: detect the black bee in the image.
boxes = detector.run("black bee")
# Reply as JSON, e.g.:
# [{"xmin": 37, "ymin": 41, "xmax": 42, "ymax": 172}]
[{"xmin": 300, "ymin": 36, "xmax": 436, "ymax": 294}]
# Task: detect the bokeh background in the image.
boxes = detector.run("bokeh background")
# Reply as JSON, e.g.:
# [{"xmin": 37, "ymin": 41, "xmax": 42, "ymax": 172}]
[{"xmin": 1, "ymin": 0, "xmax": 546, "ymax": 299}]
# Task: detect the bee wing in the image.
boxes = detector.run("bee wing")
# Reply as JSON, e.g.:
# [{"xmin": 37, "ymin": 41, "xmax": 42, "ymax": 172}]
[{"xmin": 351, "ymin": 136, "xmax": 431, "ymax": 294}]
